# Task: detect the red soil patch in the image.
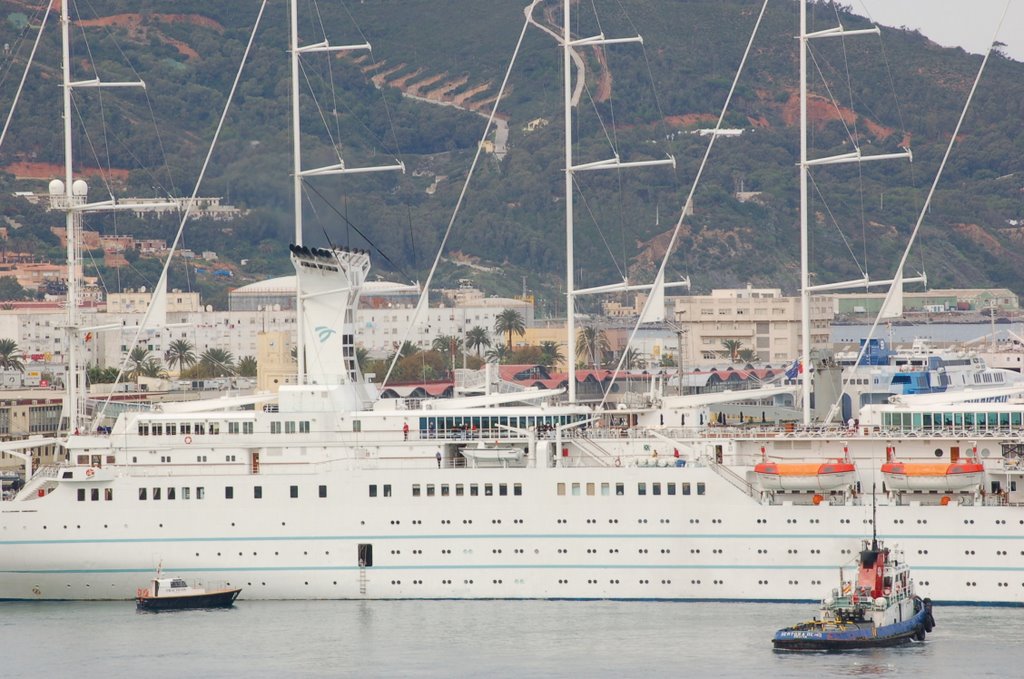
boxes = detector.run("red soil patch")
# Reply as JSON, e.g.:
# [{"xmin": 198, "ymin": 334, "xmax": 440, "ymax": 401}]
[
  {"xmin": 77, "ymin": 14, "xmax": 224, "ymax": 62},
  {"xmin": 3, "ymin": 161, "xmax": 129, "ymax": 182},
  {"xmin": 779, "ymin": 91, "xmax": 895, "ymax": 139},
  {"xmin": 954, "ymin": 223, "xmax": 1003, "ymax": 255},
  {"xmin": 665, "ymin": 113, "xmax": 719, "ymax": 127}
]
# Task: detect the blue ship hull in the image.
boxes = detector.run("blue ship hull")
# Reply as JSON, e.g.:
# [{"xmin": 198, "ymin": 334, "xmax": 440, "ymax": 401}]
[{"xmin": 773, "ymin": 609, "xmax": 930, "ymax": 651}]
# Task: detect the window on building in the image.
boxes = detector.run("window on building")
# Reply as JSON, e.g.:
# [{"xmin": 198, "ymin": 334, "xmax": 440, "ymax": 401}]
[
  {"xmin": 290, "ymin": 485, "xmax": 299, "ymax": 498},
  {"xmin": 254, "ymin": 486, "xmax": 263, "ymax": 499},
  {"xmin": 224, "ymin": 486, "xmax": 233, "ymax": 499},
  {"xmin": 319, "ymin": 485, "xmax": 327, "ymax": 498},
  {"xmin": 369, "ymin": 485, "xmax": 378, "ymax": 498}
]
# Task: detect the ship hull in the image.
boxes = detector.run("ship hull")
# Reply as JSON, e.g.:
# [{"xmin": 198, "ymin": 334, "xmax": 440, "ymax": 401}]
[
  {"xmin": 3, "ymin": 460, "xmax": 1022, "ymax": 604},
  {"xmin": 773, "ymin": 610, "xmax": 929, "ymax": 651}
]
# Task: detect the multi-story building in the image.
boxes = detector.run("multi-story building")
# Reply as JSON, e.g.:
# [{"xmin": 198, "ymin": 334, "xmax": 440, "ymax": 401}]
[{"xmin": 672, "ymin": 285, "xmax": 832, "ymax": 364}]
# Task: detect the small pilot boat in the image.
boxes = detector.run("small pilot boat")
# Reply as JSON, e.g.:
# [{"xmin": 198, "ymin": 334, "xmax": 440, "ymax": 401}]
[
  {"xmin": 772, "ymin": 536, "xmax": 934, "ymax": 651},
  {"xmin": 136, "ymin": 575, "xmax": 241, "ymax": 611}
]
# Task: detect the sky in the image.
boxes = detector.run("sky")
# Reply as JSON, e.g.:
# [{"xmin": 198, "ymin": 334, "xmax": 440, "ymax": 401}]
[{"xmin": 855, "ymin": 0, "xmax": 1024, "ymax": 62}]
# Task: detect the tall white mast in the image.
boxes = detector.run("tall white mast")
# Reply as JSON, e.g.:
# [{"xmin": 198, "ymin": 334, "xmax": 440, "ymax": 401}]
[
  {"xmin": 60, "ymin": 1, "xmax": 78, "ymax": 432},
  {"xmin": 560, "ymin": 0, "xmax": 673, "ymax": 402},
  {"xmin": 563, "ymin": 0, "xmax": 576, "ymax": 401},
  {"xmin": 288, "ymin": 0, "xmax": 403, "ymax": 384},
  {"xmin": 797, "ymin": 2, "xmax": 915, "ymax": 424},
  {"xmin": 54, "ymin": 3, "xmax": 163, "ymax": 434}
]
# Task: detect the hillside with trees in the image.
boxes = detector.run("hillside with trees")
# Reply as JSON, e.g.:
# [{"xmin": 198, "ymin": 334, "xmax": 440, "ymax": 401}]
[{"xmin": 0, "ymin": 0, "xmax": 1022, "ymax": 313}]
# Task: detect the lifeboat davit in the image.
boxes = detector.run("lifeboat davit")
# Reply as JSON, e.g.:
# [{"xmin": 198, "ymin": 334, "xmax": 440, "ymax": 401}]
[{"xmin": 754, "ymin": 460, "xmax": 857, "ymax": 491}]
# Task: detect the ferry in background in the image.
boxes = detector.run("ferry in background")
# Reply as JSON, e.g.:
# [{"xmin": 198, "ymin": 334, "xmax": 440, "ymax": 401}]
[{"xmin": 835, "ymin": 339, "xmax": 1024, "ymax": 422}]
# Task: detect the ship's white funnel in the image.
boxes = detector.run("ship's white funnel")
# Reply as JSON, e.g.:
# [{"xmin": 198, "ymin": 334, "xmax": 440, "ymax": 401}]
[{"xmin": 290, "ymin": 244, "xmax": 370, "ymax": 391}]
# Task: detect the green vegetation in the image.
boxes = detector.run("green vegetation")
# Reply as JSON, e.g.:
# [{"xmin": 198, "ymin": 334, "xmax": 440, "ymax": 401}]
[{"xmin": 0, "ymin": 0, "xmax": 1021, "ymax": 310}]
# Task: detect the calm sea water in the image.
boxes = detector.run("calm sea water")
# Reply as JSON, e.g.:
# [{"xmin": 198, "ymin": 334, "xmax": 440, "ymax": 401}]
[{"xmin": 0, "ymin": 600, "xmax": 1018, "ymax": 678}]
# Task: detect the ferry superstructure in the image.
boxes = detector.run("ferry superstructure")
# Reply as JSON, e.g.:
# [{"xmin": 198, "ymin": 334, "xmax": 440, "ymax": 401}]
[{"xmin": 836, "ymin": 338, "xmax": 1024, "ymax": 421}]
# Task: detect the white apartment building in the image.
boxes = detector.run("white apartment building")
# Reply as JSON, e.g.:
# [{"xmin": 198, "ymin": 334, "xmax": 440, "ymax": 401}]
[
  {"xmin": 0, "ymin": 279, "xmax": 535, "ymax": 376},
  {"xmin": 673, "ymin": 285, "xmax": 832, "ymax": 364}
]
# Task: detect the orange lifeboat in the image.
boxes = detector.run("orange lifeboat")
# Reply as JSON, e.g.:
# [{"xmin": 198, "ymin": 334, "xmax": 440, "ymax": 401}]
[
  {"xmin": 754, "ymin": 446, "xmax": 857, "ymax": 491},
  {"xmin": 880, "ymin": 446, "xmax": 984, "ymax": 492}
]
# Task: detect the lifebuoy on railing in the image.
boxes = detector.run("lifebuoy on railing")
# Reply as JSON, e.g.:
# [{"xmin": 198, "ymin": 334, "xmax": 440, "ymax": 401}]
[
  {"xmin": 614, "ymin": 457, "xmax": 622, "ymax": 467},
  {"xmin": 137, "ymin": 587, "xmax": 149, "ymax": 598},
  {"xmin": 184, "ymin": 435, "xmax": 193, "ymax": 445},
  {"xmin": 812, "ymin": 494, "xmax": 823, "ymax": 505},
  {"xmin": 85, "ymin": 468, "xmax": 95, "ymax": 478}
]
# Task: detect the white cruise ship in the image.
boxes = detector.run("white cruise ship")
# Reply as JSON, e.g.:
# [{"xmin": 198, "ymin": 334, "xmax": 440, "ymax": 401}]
[
  {"xmin": 3, "ymin": 239, "xmax": 1023, "ymax": 605},
  {"xmin": 3, "ymin": 1, "xmax": 1023, "ymax": 607}
]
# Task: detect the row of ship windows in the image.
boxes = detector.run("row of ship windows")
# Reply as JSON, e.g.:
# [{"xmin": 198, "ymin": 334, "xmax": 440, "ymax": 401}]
[
  {"xmin": 558, "ymin": 481, "xmax": 706, "ymax": 497},
  {"xmin": 136, "ymin": 421, "xmax": 313, "ymax": 436},
  {"xmin": 408, "ymin": 483, "xmax": 522, "ymax": 498},
  {"xmin": 134, "ymin": 485, "xmax": 330, "ymax": 501}
]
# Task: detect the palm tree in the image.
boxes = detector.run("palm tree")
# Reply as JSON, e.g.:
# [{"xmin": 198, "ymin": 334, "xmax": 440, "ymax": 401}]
[
  {"xmin": 431, "ymin": 335, "xmax": 463, "ymax": 358},
  {"xmin": 126, "ymin": 346, "xmax": 151, "ymax": 383},
  {"xmin": 620, "ymin": 348, "xmax": 642, "ymax": 370},
  {"xmin": 200, "ymin": 348, "xmax": 235, "ymax": 377},
  {"xmin": 493, "ymin": 308, "xmax": 526, "ymax": 349},
  {"xmin": 538, "ymin": 340, "xmax": 564, "ymax": 370},
  {"xmin": 576, "ymin": 326, "xmax": 609, "ymax": 370},
  {"xmin": 721, "ymin": 339, "xmax": 744, "ymax": 362},
  {"xmin": 355, "ymin": 347, "xmax": 370, "ymax": 369},
  {"xmin": 237, "ymin": 355, "xmax": 258, "ymax": 377},
  {"xmin": 465, "ymin": 326, "xmax": 491, "ymax": 357},
  {"xmin": 0, "ymin": 338, "xmax": 24, "ymax": 371},
  {"xmin": 484, "ymin": 345, "xmax": 510, "ymax": 364},
  {"xmin": 164, "ymin": 338, "xmax": 197, "ymax": 372},
  {"xmin": 165, "ymin": 339, "xmax": 196, "ymax": 374},
  {"xmin": 737, "ymin": 348, "xmax": 759, "ymax": 363},
  {"xmin": 140, "ymin": 358, "xmax": 168, "ymax": 379}
]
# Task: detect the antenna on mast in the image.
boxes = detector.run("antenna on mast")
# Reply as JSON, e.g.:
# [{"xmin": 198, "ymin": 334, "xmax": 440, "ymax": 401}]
[{"xmin": 871, "ymin": 482, "xmax": 878, "ymax": 551}]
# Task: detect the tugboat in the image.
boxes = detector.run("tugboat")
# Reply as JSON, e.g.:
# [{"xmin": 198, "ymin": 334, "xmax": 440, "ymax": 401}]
[
  {"xmin": 136, "ymin": 574, "xmax": 241, "ymax": 611},
  {"xmin": 772, "ymin": 500, "xmax": 935, "ymax": 650}
]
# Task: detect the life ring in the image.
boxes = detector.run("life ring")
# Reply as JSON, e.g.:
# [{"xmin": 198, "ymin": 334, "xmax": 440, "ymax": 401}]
[
  {"xmin": 940, "ymin": 495, "xmax": 951, "ymax": 506},
  {"xmin": 614, "ymin": 457, "xmax": 622, "ymax": 467},
  {"xmin": 85, "ymin": 468, "xmax": 95, "ymax": 478},
  {"xmin": 812, "ymin": 494, "xmax": 823, "ymax": 505},
  {"xmin": 184, "ymin": 435, "xmax": 193, "ymax": 445}
]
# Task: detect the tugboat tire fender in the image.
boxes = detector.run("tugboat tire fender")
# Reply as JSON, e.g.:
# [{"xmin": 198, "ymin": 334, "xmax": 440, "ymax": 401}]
[{"xmin": 914, "ymin": 626, "xmax": 926, "ymax": 642}]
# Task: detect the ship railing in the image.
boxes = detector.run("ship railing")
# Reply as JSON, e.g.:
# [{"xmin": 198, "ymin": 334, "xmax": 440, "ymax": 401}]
[
  {"xmin": 30, "ymin": 464, "xmax": 62, "ymax": 480},
  {"xmin": 706, "ymin": 457, "xmax": 760, "ymax": 501},
  {"xmin": 569, "ymin": 437, "xmax": 615, "ymax": 467}
]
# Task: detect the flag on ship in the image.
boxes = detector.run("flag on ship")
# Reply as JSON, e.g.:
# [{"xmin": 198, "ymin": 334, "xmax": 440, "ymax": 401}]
[{"xmin": 785, "ymin": 359, "xmax": 801, "ymax": 380}]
